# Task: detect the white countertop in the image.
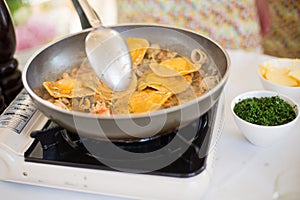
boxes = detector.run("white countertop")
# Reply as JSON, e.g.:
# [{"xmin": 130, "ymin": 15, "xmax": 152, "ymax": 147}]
[{"xmin": 1, "ymin": 49, "xmax": 299, "ymax": 200}]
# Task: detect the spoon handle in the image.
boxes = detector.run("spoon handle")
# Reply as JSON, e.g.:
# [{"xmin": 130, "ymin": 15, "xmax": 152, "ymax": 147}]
[{"xmin": 71, "ymin": 0, "xmax": 101, "ymax": 29}]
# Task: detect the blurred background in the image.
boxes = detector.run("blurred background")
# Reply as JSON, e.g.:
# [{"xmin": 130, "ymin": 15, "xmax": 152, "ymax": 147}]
[
  {"xmin": 6, "ymin": 0, "xmax": 300, "ymax": 58},
  {"xmin": 6, "ymin": 0, "xmax": 117, "ymax": 52},
  {"xmin": 7, "ymin": 0, "xmax": 76, "ymax": 52},
  {"xmin": 261, "ymin": 1, "xmax": 299, "ymax": 58}
]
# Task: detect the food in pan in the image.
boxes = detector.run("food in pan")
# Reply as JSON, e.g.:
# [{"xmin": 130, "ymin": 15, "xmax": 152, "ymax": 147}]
[{"xmin": 36, "ymin": 37, "xmax": 220, "ymax": 115}]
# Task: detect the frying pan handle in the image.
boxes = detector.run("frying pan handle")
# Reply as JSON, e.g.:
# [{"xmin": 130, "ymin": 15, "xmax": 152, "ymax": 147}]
[{"xmin": 71, "ymin": 0, "xmax": 102, "ymax": 29}]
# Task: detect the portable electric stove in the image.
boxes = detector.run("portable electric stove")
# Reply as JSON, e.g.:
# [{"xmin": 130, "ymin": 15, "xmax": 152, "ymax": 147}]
[{"xmin": 0, "ymin": 89, "xmax": 224, "ymax": 200}]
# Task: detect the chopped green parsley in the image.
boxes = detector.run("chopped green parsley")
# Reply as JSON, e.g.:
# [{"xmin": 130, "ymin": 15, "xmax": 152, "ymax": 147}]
[{"xmin": 233, "ymin": 96, "xmax": 297, "ymax": 126}]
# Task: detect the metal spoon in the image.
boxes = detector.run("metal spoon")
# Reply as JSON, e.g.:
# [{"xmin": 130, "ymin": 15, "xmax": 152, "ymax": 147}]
[{"xmin": 77, "ymin": 0, "xmax": 132, "ymax": 91}]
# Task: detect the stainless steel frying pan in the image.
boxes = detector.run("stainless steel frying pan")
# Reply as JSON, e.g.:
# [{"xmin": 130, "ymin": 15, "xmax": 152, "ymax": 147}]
[{"xmin": 22, "ymin": 1, "xmax": 230, "ymax": 141}]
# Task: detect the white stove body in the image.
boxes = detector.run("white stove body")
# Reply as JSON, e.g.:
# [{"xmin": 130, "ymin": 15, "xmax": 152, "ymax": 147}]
[{"xmin": 0, "ymin": 91, "xmax": 224, "ymax": 200}]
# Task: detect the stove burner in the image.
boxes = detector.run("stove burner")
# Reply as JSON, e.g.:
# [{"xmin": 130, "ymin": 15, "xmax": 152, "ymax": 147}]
[
  {"xmin": 25, "ymin": 107, "xmax": 216, "ymax": 178},
  {"xmin": 30, "ymin": 126, "xmax": 64, "ymax": 160}
]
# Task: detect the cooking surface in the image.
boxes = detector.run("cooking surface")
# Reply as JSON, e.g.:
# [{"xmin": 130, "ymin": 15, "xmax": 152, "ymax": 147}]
[
  {"xmin": 24, "ymin": 109, "xmax": 214, "ymax": 177},
  {"xmin": 1, "ymin": 49, "xmax": 300, "ymax": 200}
]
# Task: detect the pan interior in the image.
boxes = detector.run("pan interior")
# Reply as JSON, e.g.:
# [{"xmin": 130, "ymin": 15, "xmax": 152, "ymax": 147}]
[{"xmin": 26, "ymin": 25, "xmax": 227, "ymax": 91}]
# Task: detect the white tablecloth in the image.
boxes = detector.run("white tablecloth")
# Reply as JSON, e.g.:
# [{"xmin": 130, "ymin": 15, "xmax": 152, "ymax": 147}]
[{"xmin": 1, "ymin": 49, "xmax": 299, "ymax": 200}]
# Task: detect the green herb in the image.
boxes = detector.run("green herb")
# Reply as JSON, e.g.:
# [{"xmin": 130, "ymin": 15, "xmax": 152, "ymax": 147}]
[{"xmin": 233, "ymin": 96, "xmax": 297, "ymax": 126}]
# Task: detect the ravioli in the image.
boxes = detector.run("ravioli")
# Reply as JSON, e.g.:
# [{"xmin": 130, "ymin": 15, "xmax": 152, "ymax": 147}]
[
  {"xmin": 43, "ymin": 74, "xmax": 94, "ymax": 98},
  {"xmin": 138, "ymin": 70, "xmax": 193, "ymax": 94},
  {"xmin": 129, "ymin": 89, "xmax": 173, "ymax": 113},
  {"xmin": 126, "ymin": 37, "xmax": 150, "ymax": 67},
  {"xmin": 87, "ymin": 73, "xmax": 138, "ymax": 100},
  {"xmin": 151, "ymin": 57, "xmax": 197, "ymax": 76}
]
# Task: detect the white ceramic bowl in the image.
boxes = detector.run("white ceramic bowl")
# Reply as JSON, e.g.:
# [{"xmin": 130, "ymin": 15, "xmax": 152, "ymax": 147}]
[
  {"xmin": 258, "ymin": 58, "xmax": 300, "ymax": 104},
  {"xmin": 231, "ymin": 90, "xmax": 299, "ymax": 147}
]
